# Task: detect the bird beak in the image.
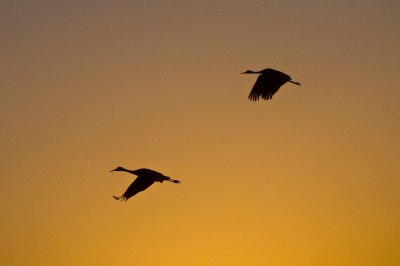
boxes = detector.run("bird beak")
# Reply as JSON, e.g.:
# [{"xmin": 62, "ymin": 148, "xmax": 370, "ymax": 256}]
[{"xmin": 110, "ymin": 169, "xmax": 116, "ymax": 172}]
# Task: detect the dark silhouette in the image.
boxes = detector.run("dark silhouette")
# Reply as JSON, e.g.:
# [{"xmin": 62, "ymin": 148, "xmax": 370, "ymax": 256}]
[
  {"xmin": 242, "ymin": 68, "xmax": 301, "ymax": 101},
  {"xmin": 110, "ymin": 167, "xmax": 181, "ymax": 201}
]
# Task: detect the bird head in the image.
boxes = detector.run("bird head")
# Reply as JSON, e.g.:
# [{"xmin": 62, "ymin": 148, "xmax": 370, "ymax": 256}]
[
  {"xmin": 110, "ymin": 166, "xmax": 126, "ymax": 172},
  {"xmin": 241, "ymin": 70, "xmax": 257, "ymax": 74}
]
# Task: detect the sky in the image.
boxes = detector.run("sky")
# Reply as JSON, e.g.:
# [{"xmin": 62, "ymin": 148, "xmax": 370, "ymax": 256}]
[{"xmin": 1, "ymin": 0, "xmax": 399, "ymax": 265}]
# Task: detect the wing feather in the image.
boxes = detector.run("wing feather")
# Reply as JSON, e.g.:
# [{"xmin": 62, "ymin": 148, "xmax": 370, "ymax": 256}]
[
  {"xmin": 115, "ymin": 176, "xmax": 156, "ymax": 201},
  {"xmin": 248, "ymin": 70, "xmax": 291, "ymax": 101}
]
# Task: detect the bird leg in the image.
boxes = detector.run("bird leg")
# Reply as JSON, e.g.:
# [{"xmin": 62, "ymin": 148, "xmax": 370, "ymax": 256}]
[{"xmin": 113, "ymin": 195, "xmax": 126, "ymax": 201}]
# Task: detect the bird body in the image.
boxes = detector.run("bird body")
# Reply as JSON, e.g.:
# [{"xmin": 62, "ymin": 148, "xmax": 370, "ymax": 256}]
[
  {"xmin": 111, "ymin": 167, "xmax": 180, "ymax": 201},
  {"xmin": 242, "ymin": 68, "xmax": 301, "ymax": 101}
]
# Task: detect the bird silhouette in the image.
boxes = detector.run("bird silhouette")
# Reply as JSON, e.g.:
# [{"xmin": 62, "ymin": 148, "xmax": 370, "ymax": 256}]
[
  {"xmin": 111, "ymin": 167, "xmax": 181, "ymax": 201},
  {"xmin": 242, "ymin": 68, "xmax": 301, "ymax": 101}
]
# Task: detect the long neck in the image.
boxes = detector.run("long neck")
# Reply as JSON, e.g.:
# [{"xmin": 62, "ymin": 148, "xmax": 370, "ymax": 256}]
[
  {"xmin": 246, "ymin": 70, "xmax": 260, "ymax": 74},
  {"xmin": 115, "ymin": 167, "xmax": 133, "ymax": 173}
]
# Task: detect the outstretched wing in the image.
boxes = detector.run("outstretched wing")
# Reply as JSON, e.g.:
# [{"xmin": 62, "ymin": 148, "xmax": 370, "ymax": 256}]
[
  {"xmin": 248, "ymin": 69, "xmax": 291, "ymax": 101},
  {"xmin": 113, "ymin": 176, "xmax": 156, "ymax": 201}
]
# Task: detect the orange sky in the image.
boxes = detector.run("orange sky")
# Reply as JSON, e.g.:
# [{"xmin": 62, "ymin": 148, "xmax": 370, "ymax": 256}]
[{"xmin": 1, "ymin": 1, "xmax": 399, "ymax": 265}]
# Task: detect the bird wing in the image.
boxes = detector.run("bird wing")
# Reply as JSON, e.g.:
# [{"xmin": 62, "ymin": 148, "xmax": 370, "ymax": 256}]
[
  {"xmin": 119, "ymin": 176, "xmax": 156, "ymax": 200},
  {"xmin": 248, "ymin": 70, "xmax": 291, "ymax": 101},
  {"xmin": 248, "ymin": 75, "xmax": 276, "ymax": 101},
  {"xmin": 247, "ymin": 75, "xmax": 261, "ymax": 101}
]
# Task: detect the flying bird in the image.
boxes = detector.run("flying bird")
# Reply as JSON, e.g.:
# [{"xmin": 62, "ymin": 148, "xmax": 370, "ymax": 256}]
[
  {"xmin": 242, "ymin": 68, "xmax": 301, "ymax": 101},
  {"xmin": 111, "ymin": 167, "xmax": 181, "ymax": 201}
]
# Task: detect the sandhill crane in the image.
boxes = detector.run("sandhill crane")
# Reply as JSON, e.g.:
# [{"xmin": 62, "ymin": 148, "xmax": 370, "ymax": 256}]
[
  {"xmin": 110, "ymin": 167, "xmax": 181, "ymax": 201},
  {"xmin": 242, "ymin": 68, "xmax": 301, "ymax": 101}
]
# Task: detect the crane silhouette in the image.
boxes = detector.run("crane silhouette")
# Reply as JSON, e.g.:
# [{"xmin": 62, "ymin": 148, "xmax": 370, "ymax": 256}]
[
  {"xmin": 110, "ymin": 167, "xmax": 181, "ymax": 201},
  {"xmin": 242, "ymin": 68, "xmax": 301, "ymax": 101}
]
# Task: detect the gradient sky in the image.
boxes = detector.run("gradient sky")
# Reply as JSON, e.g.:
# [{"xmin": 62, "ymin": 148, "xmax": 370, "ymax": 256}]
[{"xmin": 1, "ymin": 1, "xmax": 399, "ymax": 265}]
